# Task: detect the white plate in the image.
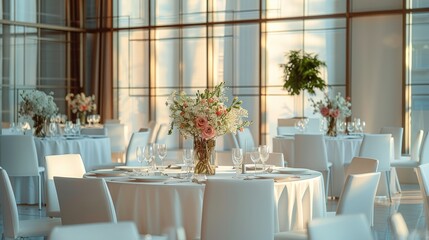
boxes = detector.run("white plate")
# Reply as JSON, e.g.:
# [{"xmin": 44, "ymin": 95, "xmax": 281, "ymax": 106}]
[
  {"xmin": 90, "ymin": 170, "xmax": 126, "ymax": 177},
  {"xmin": 276, "ymin": 167, "xmax": 309, "ymax": 174},
  {"xmin": 245, "ymin": 164, "xmax": 273, "ymax": 171},
  {"xmin": 256, "ymin": 174, "xmax": 293, "ymax": 181},
  {"xmin": 115, "ymin": 166, "xmax": 150, "ymax": 172},
  {"xmin": 131, "ymin": 176, "xmax": 171, "ymax": 182}
]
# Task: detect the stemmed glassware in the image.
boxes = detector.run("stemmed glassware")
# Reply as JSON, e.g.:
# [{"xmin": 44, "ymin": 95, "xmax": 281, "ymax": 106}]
[
  {"xmin": 249, "ymin": 147, "xmax": 260, "ymax": 176},
  {"xmin": 183, "ymin": 148, "xmax": 194, "ymax": 179},
  {"xmin": 232, "ymin": 148, "xmax": 243, "ymax": 178},
  {"xmin": 157, "ymin": 144, "xmax": 167, "ymax": 169},
  {"xmin": 143, "ymin": 144, "xmax": 154, "ymax": 171},
  {"xmin": 136, "ymin": 146, "xmax": 144, "ymax": 174},
  {"xmin": 259, "ymin": 145, "xmax": 270, "ymax": 173},
  {"xmin": 347, "ymin": 121, "xmax": 355, "ymax": 134}
]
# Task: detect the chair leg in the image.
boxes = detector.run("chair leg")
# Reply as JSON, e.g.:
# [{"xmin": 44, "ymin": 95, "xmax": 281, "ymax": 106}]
[
  {"xmin": 386, "ymin": 171, "xmax": 392, "ymax": 202},
  {"xmin": 38, "ymin": 173, "xmax": 42, "ymax": 210}
]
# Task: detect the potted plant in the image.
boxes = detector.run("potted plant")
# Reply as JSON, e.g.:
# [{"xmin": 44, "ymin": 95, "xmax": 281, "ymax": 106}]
[{"xmin": 280, "ymin": 50, "xmax": 327, "ymax": 117}]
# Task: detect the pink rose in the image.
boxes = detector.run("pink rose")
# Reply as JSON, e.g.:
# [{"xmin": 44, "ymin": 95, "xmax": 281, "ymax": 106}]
[
  {"xmin": 195, "ymin": 116, "xmax": 208, "ymax": 129},
  {"xmin": 330, "ymin": 109, "xmax": 340, "ymax": 118},
  {"xmin": 320, "ymin": 107, "xmax": 330, "ymax": 117},
  {"xmin": 201, "ymin": 125, "xmax": 216, "ymax": 139}
]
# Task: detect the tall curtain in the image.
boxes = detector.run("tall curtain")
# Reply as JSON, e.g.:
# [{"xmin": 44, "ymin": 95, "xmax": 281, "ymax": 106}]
[{"xmin": 88, "ymin": 0, "xmax": 113, "ymax": 122}]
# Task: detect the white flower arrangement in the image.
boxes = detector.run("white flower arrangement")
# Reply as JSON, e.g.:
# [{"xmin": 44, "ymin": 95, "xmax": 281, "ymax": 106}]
[
  {"xmin": 310, "ymin": 92, "xmax": 352, "ymax": 119},
  {"xmin": 18, "ymin": 90, "xmax": 58, "ymax": 120},
  {"xmin": 166, "ymin": 82, "xmax": 251, "ymax": 140},
  {"xmin": 65, "ymin": 92, "xmax": 97, "ymax": 114}
]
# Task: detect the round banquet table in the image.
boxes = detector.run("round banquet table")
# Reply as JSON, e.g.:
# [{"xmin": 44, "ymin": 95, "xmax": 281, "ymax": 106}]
[
  {"xmin": 102, "ymin": 167, "xmax": 326, "ymax": 239},
  {"xmin": 12, "ymin": 135, "xmax": 111, "ymax": 204}
]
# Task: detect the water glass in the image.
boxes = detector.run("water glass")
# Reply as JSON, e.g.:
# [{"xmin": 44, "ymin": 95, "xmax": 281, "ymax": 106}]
[
  {"xmin": 259, "ymin": 145, "xmax": 270, "ymax": 173},
  {"xmin": 232, "ymin": 148, "xmax": 243, "ymax": 177},
  {"xmin": 157, "ymin": 144, "xmax": 167, "ymax": 169},
  {"xmin": 183, "ymin": 148, "xmax": 194, "ymax": 179},
  {"xmin": 144, "ymin": 144, "xmax": 154, "ymax": 171},
  {"xmin": 136, "ymin": 146, "xmax": 144, "ymax": 173},
  {"xmin": 347, "ymin": 122, "xmax": 355, "ymax": 134},
  {"xmin": 249, "ymin": 147, "xmax": 260, "ymax": 176}
]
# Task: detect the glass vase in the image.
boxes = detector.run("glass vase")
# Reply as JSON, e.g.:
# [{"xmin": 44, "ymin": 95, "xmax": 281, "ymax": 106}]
[
  {"xmin": 33, "ymin": 115, "xmax": 47, "ymax": 137},
  {"xmin": 326, "ymin": 117, "xmax": 337, "ymax": 137},
  {"xmin": 194, "ymin": 137, "xmax": 216, "ymax": 175}
]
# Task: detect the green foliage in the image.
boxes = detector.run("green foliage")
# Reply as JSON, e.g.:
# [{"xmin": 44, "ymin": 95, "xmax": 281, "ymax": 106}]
[{"xmin": 280, "ymin": 50, "xmax": 327, "ymax": 96}]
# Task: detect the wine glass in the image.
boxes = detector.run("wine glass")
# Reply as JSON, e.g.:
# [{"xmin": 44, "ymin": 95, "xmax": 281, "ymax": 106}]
[
  {"xmin": 49, "ymin": 122, "xmax": 57, "ymax": 138},
  {"xmin": 249, "ymin": 147, "xmax": 260, "ymax": 176},
  {"xmin": 157, "ymin": 143, "xmax": 167, "ymax": 169},
  {"xmin": 136, "ymin": 146, "xmax": 144, "ymax": 173},
  {"xmin": 337, "ymin": 120, "xmax": 346, "ymax": 136},
  {"xmin": 347, "ymin": 121, "xmax": 355, "ymax": 134},
  {"xmin": 259, "ymin": 145, "xmax": 270, "ymax": 173},
  {"xmin": 183, "ymin": 148, "xmax": 194, "ymax": 179},
  {"xmin": 143, "ymin": 144, "xmax": 154, "ymax": 171},
  {"xmin": 231, "ymin": 148, "xmax": 243, "ymax": 178},
  {"xmin": 87, "ymin": 115, "xmax": 93, "ymax": 127},
  {"xmin": 94, "ymin": 114, "xmax": 101, "ymax": 126},
  {"xmin": 361, "ymin": 121, "xmax": 366, "ymax": 134}
]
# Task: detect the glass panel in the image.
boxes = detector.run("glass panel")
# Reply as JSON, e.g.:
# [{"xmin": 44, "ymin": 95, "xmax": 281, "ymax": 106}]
[
  {"xmin": 182, "ymin": 0, "xmax": 206, "ymax": 24},
  {"xmin": 306, "ymin": 0, "xmax": 346, "ymax": 15},
  {"xmin": 114, "ymin": 0, "xmax": 149, "ymax": 27},
  {"xmin": 183, "ymin": 27, "xmax": 207, "ymax": 88},
  {"xmin": 352, "ymin": 0, "xmax": 402, "ymax": 12},
  {"xmin": 212, "ymin": 0, "xmax": 259, "ymax": 21},
  {"xmin": 408, "ymin": 0, "xmax": 429, "ymax": 8},
  {"xmin": 15, "ymin": 0, "xmax": 37, "ymax": 23},
  {"xmin": 265, "ymin": 0, "xmax": 303, "ymax": 18},
  {"xmin": 40, "ymin": 0, "xmax": 67, "ymax": 26},
  {"xmin": 152, "ymin": 0, "xmax": 180, "ymax": 25}
]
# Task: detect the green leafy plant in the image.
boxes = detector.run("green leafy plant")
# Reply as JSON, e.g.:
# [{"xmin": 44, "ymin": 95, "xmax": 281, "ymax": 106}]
[{"xmin": 280, "ymin": 50, "xmax": 327, "ymax": 96}]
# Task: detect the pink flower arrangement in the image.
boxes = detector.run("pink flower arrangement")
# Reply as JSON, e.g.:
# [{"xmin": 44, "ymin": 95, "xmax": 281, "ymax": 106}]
[
  {"xmin": 65, "ymin": 92, "xmax": 97, "ymax": 114},
  {"xmin": 166, "ymin": 82, "xmax": 251, "ymax": 140},
  {"xmin": 310, "ymin": 92, "xmax": 352, "ymax": 119}
]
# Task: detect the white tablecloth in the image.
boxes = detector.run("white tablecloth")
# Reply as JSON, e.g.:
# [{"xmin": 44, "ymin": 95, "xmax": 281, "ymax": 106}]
[
  {"xmin": 12, "ymin": 136, "xmax": 112, "ymax": 204},
  {"xmin": 273, "ymin": 135, "xmax": 362, "ymax": 197},
  {"xmin": 106, "ymin": 169, "xmax": 326, "ymax": 239}
]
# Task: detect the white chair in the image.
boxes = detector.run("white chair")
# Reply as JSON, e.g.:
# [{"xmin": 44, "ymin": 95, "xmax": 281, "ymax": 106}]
[
  {"xmin": 294, "ymin": 134, "xmax": 333, "ymax": 198},
  {"xmin": 45, "ymin": 154, "xmax": 86, "ymax": 218},
  {"xmin": 416, "ymin": 163, "xmax": 429, "ymax": 229},
  {"xmin": 80, "ymin": 127, "xmax": 108, "ymax": 136},
  {"xmin": 0, "ymin": 135, "xmax": 45, "ymax": 209},
  {"xmin": 391, "ymin": 130, "xmax": 426, "ymax": 168},
  {"xmin": 380, "ymin": 126, "xmax": 404, "ymax": 160},
  {"xmin": 125, "ymin": 131, "xmax": 151, "ymax": 166},
  {"xmin": 0, "ymin": 168, "xmax": 61, "ymax": 239},
  {"xmin": 358, "ymin": 133, "xmax": 393, "ymax": 201},
  {"xmin": 49, "ymin": 222, "xmax": 141, "ymax": 240},
  {"xmin": 104, "ymin": 123, "xmax": 126, "ymax": 161},
  {"xmin": 155, "ymin": 123, "xmax": 169, "ymax": 144},
  {"xmin": 104, "ymin": 119, "xmax": 120, "ymax": 124},
  {"xmin": 277, "ymin": 118, "xmax": 299, "ymax": 135},
  {"xmin": 307, "ymin": 214, "xmax": 374, "ymax": 240},
  {"xmin": 389, "ymin": 212, "xmax": 409, "ymax": 240},
  {"xmin": 334, "ymin": 172, "xmax": 381, "ymax": 226},
  {"xmin": 345, "ymin": 157, "xmax": 379, "ymax": 178},
  {"xmin": 201, "ymin": 179, "xmax": 275, "ymax": 240},
  {"xmin": 54, "ymin": 176, "xmax": 117, "ymax": 225},
  {"xmin": 236, "ymin": 128, "xmax": 256, "ymax": 150}
]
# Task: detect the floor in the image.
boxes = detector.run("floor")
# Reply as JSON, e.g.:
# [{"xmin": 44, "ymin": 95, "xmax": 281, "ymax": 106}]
[{"xmin": 0, "ymin": 184, "xmax": 427, "ymax": 239}]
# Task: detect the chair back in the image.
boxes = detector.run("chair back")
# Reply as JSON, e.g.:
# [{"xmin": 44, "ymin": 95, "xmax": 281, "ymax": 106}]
[
  {"xmin": 125, "ymin": 131, "xmax": 150, "ymax": 166},
  {"xmin": 104, "ymin": 123, "xmax": 126, "ymax": 153},
  {"xmin": 226, "ymin": 133, "xmax": 239, "ymax": 149},
  {"xmin": 419, "ymin": 132, "xmax": 429, "ymax": 165},
  {"xmin": 294, "ymin": 134, "xmax": 329, "ymax": 171},
  {"xmin": 389, "ymin": 212, "xmax": 409, "ymax": 240},
  {"xmin": 236, "ymin": 128, "xmax": 256, "ymax": 150},
  {"xmin": 155, "ymin": 123, "xmax": 169, "ymax": 144},
  {"xmin": 358, "ymin": 134, "xmax": 392, "ymax": 172},
  {"xmin": 416, "ymin": 163, "xmax": 429, "ymax": 227},
  {"xmin": 201, "ymin": 179, "xmax": 274, "ymax": 240},
  {"xmin": 45, "ymin": 154, "xmax": 86, "ymax": 218},
  {"xmin": 80, "ymin": 127, "xmax": 108, "ymax": 136},
  {"xmin": 0, "ymin": 168, "xmax": 20, "ymax": 239},
  {"xmin": 409, "ymin": 130, "xmax": 424, "ymax": 162},
  {"xmin": 380, "ymin": 127, "xmax": 403, "ymax": 160},
  {"xmin": 0, "ymin": 135, "xmax": 40, "ymax": 177},
  {"xmin": 54, "ymin": 177, "xmax": 117, "ymax": 225},
  {"xmin": 345, "ymin": 157, "xmax": 379, "ymax": 178},
  {"xmin": 336, "ymin": 172, "xmax": 381, "ymax": 226},
  {"xmin": 146, "ymin": 120, "xmax": 160, "ymax": 144},
  {"xmin": 308, "ymin": 214, "xmax": 374, "ymax": 240},
  {"xmin": 266, "ymin": 152, "xmax": 285, "ymax": 167},
  {"xmin": 49, "ymin": 221, "xmax": 140, "ymax": 240}
]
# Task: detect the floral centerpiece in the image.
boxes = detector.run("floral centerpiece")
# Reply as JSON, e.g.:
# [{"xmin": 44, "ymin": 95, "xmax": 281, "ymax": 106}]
[
  {"xmin": 166, "ymin": 82, "xmax": 251, "ymax": 175},
  {"xmin": 65, "ymin": 92, "xmax": 97, "ymax": 124},
  {"xmin": 310, "ymin": 92, "xmax": 352, "ymax": 136},
  {"xmin": 18, "ymin": 90, "xmax": 58, "ymax": 137}
]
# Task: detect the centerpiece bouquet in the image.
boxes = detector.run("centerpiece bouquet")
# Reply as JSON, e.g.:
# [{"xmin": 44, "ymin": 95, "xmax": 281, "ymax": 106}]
[
  {"xmin": 310, "ymin": 92, "xmax": 352, "ymax": 136},
  {"xmin": 65, "ymin": 92, "xmax": 97, "ymax": 124},
  {"xmin": 166, "ymin": 82, "xmax": 251, "ymax": 175},
  {"xmin": 18, "ymin": 90, "xmax": 58, "ymax": 137}
]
